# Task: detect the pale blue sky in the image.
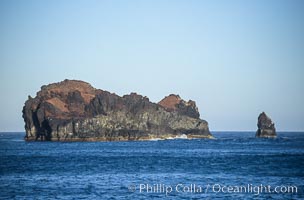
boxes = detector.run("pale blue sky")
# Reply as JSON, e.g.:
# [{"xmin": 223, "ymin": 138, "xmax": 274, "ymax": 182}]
[{"xmin": 0, "ymin": 0, "xmax": 303, "ymax": 131}]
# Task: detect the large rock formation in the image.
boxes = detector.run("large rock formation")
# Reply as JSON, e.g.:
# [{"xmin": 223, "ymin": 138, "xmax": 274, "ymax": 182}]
[
  {"xmin": 22, "ymin": 79, "xmax": 212, "ymax": 141},
  {"xmin": 256, "ymin": 112, "xmax": 277, "ymax": 138}
]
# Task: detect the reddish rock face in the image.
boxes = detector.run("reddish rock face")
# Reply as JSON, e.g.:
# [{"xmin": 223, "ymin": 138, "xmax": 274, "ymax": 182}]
[
  {"xmin": 36, "ymin": 79, "xmax": 98, "ymax": 119},
  {"xmin": 158, "ymin": 94, "xmax": 182, "ymax": 111},
  {"xmin": 22, "ymin": 80, "xmax": 211, "ymax": 141},
  {"xmin": 158, "ymin": 94, "xmax": 200, "ymax": 119}
]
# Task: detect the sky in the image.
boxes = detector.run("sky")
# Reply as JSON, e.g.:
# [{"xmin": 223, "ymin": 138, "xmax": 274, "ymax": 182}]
[{"xmin": 0, "ymin": 0, "xmax": 303, "ymax": 132}]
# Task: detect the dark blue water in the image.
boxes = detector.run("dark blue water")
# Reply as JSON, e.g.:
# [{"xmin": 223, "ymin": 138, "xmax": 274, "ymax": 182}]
[{"xmin": 0, "ymin": 132, "xmax": 303, "ymax": 199}]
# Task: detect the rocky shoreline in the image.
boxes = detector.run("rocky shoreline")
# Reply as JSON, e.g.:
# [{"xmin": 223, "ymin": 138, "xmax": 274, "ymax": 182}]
[
  {"xmin": 22, "ymin": 80, "xmax": 279, "ymax": 141},
  {"xmin": 22, "ymin": 80, "xmax": 212, "ymax": 141},
  {"xmin": 25, "ymin": 133, "xmax": 214, "ymax": 142}
]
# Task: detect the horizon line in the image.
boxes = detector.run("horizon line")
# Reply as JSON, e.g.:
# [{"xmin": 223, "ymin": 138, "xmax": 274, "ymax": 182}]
[{"xmin": 1, "ymin": 130, "xmax": 304, "ymax": 133}]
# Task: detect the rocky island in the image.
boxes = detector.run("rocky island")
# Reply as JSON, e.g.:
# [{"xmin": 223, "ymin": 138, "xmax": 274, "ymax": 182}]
[
  {"xmin": 256, "ymin": 112, "xmax": 277, "ymax": 138},
  {"xmin": 22, "ymin": 80, "xmax": 212, "ymax": 141}
]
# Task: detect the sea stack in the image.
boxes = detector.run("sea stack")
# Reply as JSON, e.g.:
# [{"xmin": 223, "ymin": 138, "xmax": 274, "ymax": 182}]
[
  {"xmin": 22, "ymin": 79, "xmax": 212, "ymax": 141},
  {"xmin": 256, "ymin": 112, "xmax": 277, "ymax": 138}
]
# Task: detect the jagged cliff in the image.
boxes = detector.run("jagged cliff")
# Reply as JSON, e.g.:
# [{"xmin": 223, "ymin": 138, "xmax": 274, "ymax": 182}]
[
  {"xmin": 256, "ymin": 112, "xmax": 277, "ymax": 138},
  {"xmin": 22, "ymin": 80, "xmax": 212, "ymax": 141}
]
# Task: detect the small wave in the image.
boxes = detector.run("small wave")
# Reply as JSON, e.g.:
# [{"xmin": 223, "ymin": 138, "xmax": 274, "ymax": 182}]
[
  {"xmin": 0, "ymin": 139, "xmax": 24, "ymax": 142},
  {"xmin": 148, "ymin": 134, "xmax": 189, "ymax": 141},
  {"xmin": 11, "ymin": 139, "xmax": 24, "ymax": 142},
  {"xmin": 148, "ymin": 138, "xmax": 165, "ymax": 141},
  {"xmin": 166, "ymin": 134, "xmax": 188, "ymax": 140}
]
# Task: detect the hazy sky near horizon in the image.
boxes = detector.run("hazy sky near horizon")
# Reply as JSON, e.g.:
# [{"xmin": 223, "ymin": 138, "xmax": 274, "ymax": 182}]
[{"xmin": 0, "ymin": 0, "xmax": 303, "ymax": 131}]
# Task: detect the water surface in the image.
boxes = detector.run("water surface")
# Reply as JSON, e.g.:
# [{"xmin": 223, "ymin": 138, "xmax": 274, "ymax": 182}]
[{"xmin": 0, "ymin": 132, "xmax": 303, "ymax": 199}]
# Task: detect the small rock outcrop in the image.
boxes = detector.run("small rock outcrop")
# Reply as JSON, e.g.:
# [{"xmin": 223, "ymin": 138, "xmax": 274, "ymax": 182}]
[
  {"xmin": 22, "ymin": 79, "xmax": 212, "ymax": 141},
  {"xmin": 256, "ymin": 112, "xmax": 277, "ymax": 138}
]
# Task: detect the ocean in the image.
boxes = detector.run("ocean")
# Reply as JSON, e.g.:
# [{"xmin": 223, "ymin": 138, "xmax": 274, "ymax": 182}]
[{"xmin": 0, "ymin": 132, "xmax": 303, "ymax": 199}]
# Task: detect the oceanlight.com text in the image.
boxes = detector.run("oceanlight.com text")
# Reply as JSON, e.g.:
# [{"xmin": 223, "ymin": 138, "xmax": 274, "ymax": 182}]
[{"xmin": 128, "ymin": 183, "xmax": 298, "ymax": 196}]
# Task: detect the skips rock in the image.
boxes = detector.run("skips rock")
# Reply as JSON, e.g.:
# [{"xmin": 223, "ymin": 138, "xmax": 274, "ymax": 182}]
[{"xmin": 22, "ymin": 79, "xmax": 212, "ymax": 141}]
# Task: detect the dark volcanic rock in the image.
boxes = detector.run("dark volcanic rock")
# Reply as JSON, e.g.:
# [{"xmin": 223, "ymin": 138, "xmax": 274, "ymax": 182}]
[
  {"xmin": 22, "ymin": 79, "xmax": 212, "ymax": 141},
  {"xmin": 256, "ymin": 112, "xmax": 277, "ymax": 138}
]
